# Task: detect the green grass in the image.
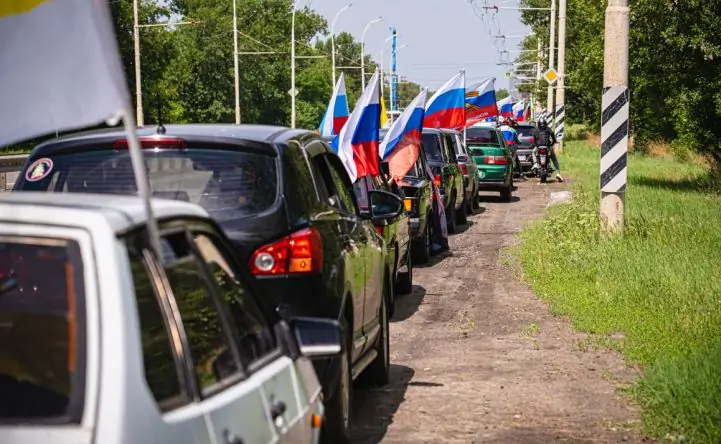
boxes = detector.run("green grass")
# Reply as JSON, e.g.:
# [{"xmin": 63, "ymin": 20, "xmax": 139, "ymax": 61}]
[{"xmin": 517, "ymin": 141, "xmax": 721, "ymax": 442}]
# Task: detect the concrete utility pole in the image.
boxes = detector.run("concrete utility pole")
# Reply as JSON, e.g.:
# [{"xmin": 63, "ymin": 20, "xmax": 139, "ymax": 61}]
[
  {"xmin": 554, "ymin": 0, "xmax": 566, "ymax": 150},
  {"xmin": 600, "ymin": 0, "xmax": 630, "ymax": 234},
  {"xmin": 232, "ymin": 0, "xmax": 241, "ymax": 124},
  {"xmin": 133, "ymin": 0, "xmax": 143, "ymax": 127},
  {"xmin": 290, "ymin": 3, "xmax": 296, "ymax": 128},
  {"xmin": 546, "ymin": 0, "xmax": 556, "ymax": 123}
]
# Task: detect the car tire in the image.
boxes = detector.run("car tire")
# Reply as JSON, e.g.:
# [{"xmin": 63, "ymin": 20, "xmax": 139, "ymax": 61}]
[
  {"xmin": 412, "ymin": 218, "xmax": 431, "ymax": 264},
  {"xmin": 396, "ymin": 246, "xmax": 413, "ymax": 295},
  {"xmin": 322, "ymin": 326, "xmax": 353, "ymax": 444},
  {"xmin": 446, "ymin": 197, "xmax": 457, "ymax": 234},
  {"xmin": 363, "ymin": 282, "xmax": 391, "ymax": 386},
  {"xmin": 456, "ymin": 197, "xmax": 468, "ymax": 225},
  {"xmin": 472, "ymin": 187, "xmax": 480, "ymax": 210},
  {"xmin": 501, "ymin": 182, "xmax": 513, "ymax": 202}
]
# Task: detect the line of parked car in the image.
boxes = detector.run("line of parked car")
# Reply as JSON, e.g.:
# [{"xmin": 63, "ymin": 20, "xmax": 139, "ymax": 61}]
[{"xmin": 1, "ymin": 121, "xmax": 520, "ymax": 444}]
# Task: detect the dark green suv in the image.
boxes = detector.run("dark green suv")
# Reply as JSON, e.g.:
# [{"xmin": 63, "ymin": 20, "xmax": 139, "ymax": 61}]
[{"xmin": 466, "ymin": 126, "xmax": 514, "ymax": 202}]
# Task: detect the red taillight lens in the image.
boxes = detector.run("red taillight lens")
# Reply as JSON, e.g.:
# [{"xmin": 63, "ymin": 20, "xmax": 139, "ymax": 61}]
[
  {"xmin": 460, "ymin": 163, "xmax": 469, "ymax": 175},
  {"xmin": 434, "ymin": 175, "xmax": 442, "ymax": 188},
  {"xmin": 529, "ymin": 137, "xmax": 535, "ymax": 142},
  {"xmin": 375, "ymin": 226, "xmax": 384, "ymax": 235},
  {"xmin": 249, "ymin": 227, "xmax": 323, "ymax": 276},
  {"xmin": 483, "ymin": 156, "xmax": 509, "ymax": 165},
  {"xmin": 113, "ymin": 137, "xmax": 186, "ymax": 150},
  {"xmin": 538, "ymin": 148, "xmax": 548, "ymax": 155}
]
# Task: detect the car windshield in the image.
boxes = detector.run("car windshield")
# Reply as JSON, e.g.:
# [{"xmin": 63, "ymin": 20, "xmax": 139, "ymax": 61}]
[
  {"xmin": 517, "ymin": 126, "xmax": 535, "ymax": 138},
  {"xmin": 465, "ymin": 127, "xmax": 499, "ymax": 144},
  {"xmin": 16, "ymin": 148, "xmax": 278, "ymax": 223},
  {"xmin": 0, "ymin": 236, "xmax": 85, "ymax": 423},
  {"xmin": 421, "ymin": 133, "xmax": 443, "ymax": 162}
]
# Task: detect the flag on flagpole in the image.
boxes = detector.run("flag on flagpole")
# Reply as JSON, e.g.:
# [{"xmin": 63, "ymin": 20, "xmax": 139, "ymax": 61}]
[
  {"xmin": 465, "ymin": 77, "xmax": 497, "ymax": 127},
  {"xmin": 423, "ymin": 71, "xmax": 466, "ymax": 129},
  {"xmin": 380, "ymin": 95, "xmax": 389, "ymax": 129},
  {"xmin": 497, "ymin": 97, "xmax": 513, "ymax": 118},
  {"xmin": 0, "ymin": 0, "xmax": 161, "ymax": 256},
  {"xmin": 319, "ymin": 72, "xmax": 349, "ymax": 137},
  {"xmin": 379, "ymin": 89, "xmax": 427, "ymax": 182},
  {"xmin": 332, "ymin": 70, "xmax": 382, "ymax": 182}
]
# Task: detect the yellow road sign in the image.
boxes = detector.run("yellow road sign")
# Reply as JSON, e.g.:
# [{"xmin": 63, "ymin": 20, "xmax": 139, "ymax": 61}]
[{"xmin": 543, "ymin": 68, "xmax": 558, "ymax": 85}]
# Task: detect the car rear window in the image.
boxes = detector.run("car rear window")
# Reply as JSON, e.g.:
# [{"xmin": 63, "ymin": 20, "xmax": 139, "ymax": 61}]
[
  {"xmin": 465, "ymin": 127, "xmax": 499, "ymax": 144},
  {"xmin": 0, "ymin": 236, "xmax": 85, "ymax": 423},
  {"xmin": 17, "ymin": 148, "xmax": 278, "ymax": 223},
  {"xmin": 516, "ymin": 126, "xmax": 535, "ymax": 138},
  {"xmin": 421, "ymin": 133, "xmax": 443, "ymax": 162}
]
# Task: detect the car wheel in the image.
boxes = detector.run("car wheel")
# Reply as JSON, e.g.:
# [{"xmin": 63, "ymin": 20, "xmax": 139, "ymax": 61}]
[
  {"xmin": 472, "ymin": 187, "xmax": 481, "ymax": 210},
  {"xmin": 456, "ymin": 197, "xmax": 468, "ymax": 225},
  {"xmin": 322, "ymin": 327, "xmax": 353, "ymax": 444},
  {"xmin": 396, "ymin": 246, "xmax": 413, "ymax": 295},
  {"xmin": 363, "ymin": 282, "xmax": 391, "ymax": 386},
  {"xmin": 412, "ymin": 217, "xmax": 431, "ymax": 264},
  {"xmin": 446, "ymin": 198, "xmax": 457, "ymax": 234},
  {"xmin": 501, "ymin": 183, "xmax": 512, "ymax": 202}
]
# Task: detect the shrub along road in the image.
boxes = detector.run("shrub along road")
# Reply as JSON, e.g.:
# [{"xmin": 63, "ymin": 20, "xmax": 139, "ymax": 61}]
[{"xmin": 350, "ymin": 177, "xmax": 646, "ymax": 443}]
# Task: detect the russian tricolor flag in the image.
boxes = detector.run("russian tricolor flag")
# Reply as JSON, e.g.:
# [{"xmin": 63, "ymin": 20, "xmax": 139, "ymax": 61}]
[
  {"xmin": 423, "ymin": 71, "xmax": 465, "ymax": 130},
  {"xmin": 332, "ymin": 70, "xmax": 381, "ymax": 182},
  {"xmin": 513, "ymin": 100, "xmax": 526, "ymax": 120},
  {"xmin": 379, "ymin": 88, "xmax": 427, "ymax": 182},
  {"xmin": 465, "ymin": 77, "xmax": 497, "ymax": 128},
  {"xmin": 497, "ymin": 96, "xmax": 513, "ymax": 118},
  {"xmin": 319, "ymin": 72, "xmax": 349, "ymax": 137}
]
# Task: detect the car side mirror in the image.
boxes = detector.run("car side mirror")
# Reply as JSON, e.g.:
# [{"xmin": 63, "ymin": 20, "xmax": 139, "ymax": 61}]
[
  {"xmin": 368, "ymin": 189, "xmax": 403, "ymax": 222},
  {"xmin": 457, "ymin": 154, "xmax": 467, "ymax": 162},
  {"xmin": 290, "ymin": 317, "xmax": 343, "ymax": 359}
]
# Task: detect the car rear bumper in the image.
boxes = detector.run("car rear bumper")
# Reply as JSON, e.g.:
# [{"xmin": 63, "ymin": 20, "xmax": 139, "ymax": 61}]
[{"xmin": 477, "ymin": 180, "xmax": 510, "ymax": 191}]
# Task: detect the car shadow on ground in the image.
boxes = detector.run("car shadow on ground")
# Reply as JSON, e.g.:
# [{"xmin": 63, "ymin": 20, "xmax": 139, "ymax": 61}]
[
  {"xmin": 478, "ymin": 194, "xmax": 522, "ymax": 203},
  {"xmin": 391, "ymin": 285, "xmax": 426, "ymax": 323},
  {"xmin": 350, "ymin": 364, "xmax": 416, "ymax": 444},
  {"xmin": 416, "ymin": 249, "xmax": 452, "ymax": 269},
  {"xmin": 469, "ymin": 206, "xmax": 486, "ymax": 216},
  {"xmin": 451, "ymin": 219, "xmax": 475, "ymax": 235}
]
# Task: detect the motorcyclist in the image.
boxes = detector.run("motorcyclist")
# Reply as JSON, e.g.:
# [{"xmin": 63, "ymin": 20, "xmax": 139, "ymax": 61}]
[{"xmin": 532, "ymin": 118, "xmax": 564, "ymax": 182}]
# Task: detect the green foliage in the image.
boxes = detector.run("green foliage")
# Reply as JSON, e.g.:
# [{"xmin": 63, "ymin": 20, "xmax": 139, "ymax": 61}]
[
  {"xmin": 518, "ymin": 0, "xmax": 721, "ymax": 163},
  {"xmin": 517, "ymin": 141, "xmax": 721, "ymax": 441},
  {"xmin": 563, "ymin": 124, "xmax": 588, "ymax": 141},
  {"xmin": 496, "ymin": 88, "xmax": 510, "ymax": 100}
]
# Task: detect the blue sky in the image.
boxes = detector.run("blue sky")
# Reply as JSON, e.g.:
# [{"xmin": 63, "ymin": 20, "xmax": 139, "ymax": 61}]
[{"xmin": 303, "ymin": 0, "xmax": 530, "ymax": 92}]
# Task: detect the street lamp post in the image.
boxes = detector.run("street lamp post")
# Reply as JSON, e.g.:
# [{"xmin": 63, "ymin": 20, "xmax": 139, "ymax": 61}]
[
  {"xmin": 290, "ymin": 1, "xmax": 296, "ymax": 128},
  {"xmin": 331, "ymin": 4, "xmax": 352, "ymax": 87},
  {"xmin": 379, "ymin": 34, "xmax": 395, "ymax": 97},
  {"xmin": 133, "ymin": 0, "xmax": 143, "ymax": 126},
  {"xmin": 232, "ymin": 0, "xmax": 240, "ymax": 124},
  {"xmin": 360, "ymin": 16, "xmax": 382, "ymax": 91}
]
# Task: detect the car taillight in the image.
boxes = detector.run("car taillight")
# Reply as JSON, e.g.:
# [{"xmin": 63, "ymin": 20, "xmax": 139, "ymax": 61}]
[
  {"xmin": 484, "ymin": 156, "xmax": 509, "ymax": 165},
  {"xmin": 403, "ymin": 198, "xmax": 413, "ymax": 212},
  {"xmin": 538, "ymin": 148, "xmax": 548, "ymax": 155},
  {"xmin": 249, "ymin": 227, "xmax": 323, "ymax": 276},
  {"xmin": 434, "ymin": 175, "xmax": 442, "ymax": 188},
  {"xmin": 460, "ymin": 163, "xmax": 469, "ymax": 175},
  {"xmin": 113, "ymin": 137, "xmax": 186, "ymax": 150},
  {"xmin": 529, "ymin": 137, "xmax": 535, "ymax": 143},
  {"xmin": 375, "ymin": 226, "xmax": 384, "ymax": 235}
]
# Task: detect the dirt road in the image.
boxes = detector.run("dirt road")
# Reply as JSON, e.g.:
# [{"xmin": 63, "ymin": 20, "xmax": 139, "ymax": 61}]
[{"xmin": 351, "ymin": 179, "xmax": 645, "ymax": 444}]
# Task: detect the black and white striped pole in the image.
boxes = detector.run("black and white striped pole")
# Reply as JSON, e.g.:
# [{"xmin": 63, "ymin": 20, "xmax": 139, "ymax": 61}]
[
  {"xmin": 600, "ymin": 0, "xmax": 630, "ymax": 233},
  {"xmin": 554, "ymin": 0, "xmax": 567, "ymax": 150}
]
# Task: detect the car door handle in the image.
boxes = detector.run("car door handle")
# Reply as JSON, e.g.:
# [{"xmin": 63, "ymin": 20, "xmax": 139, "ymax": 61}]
[
  {"xmin": 223, "ymin": 429, "xmax": 244, "ymax": 444},
  {"xmin": 269, "ymin": 399, "xmax": 287, "ymax": 420}
]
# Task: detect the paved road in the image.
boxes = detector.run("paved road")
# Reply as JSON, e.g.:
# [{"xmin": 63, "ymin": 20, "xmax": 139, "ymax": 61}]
[{"xmin": 350, "ymin": 179, "xmax": 644, "ymax": 444}]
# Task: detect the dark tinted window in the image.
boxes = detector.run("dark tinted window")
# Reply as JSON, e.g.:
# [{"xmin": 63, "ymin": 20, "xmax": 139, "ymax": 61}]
[
  {"xmin": 352, "ymin": 175, "xmax": 373, "ymax": 211},
  {"xmin": 421, "ymin": 133, "xmax": 443, "ymax": 162},
  {"xmin": 192, "ymin": 233, "xmax": 277, "ymax": 368},
  {"xmin": 516, "ymin": 126, "xmax": 535, "ymax": 138},
  {"xmin": 160, "ymin": 233, "xmax": 240, "ymax": 394},
  {"xmin": 466, "ymin": 127, "xmax": 500, "ymax": 144},
  {"xmin": 17, "ymin": 149, "xmax": 278, "ymax": 223},
  {"xmin": 127, "ymin": 248, "xmax": 188, "ymax": 411},
  {"xmin": 0, "ymin": 237, "xmax": 84, "ymax": 422},
  {"xmin": 323, "ymin": 155, "xmax": 358, "ymax": 214}
]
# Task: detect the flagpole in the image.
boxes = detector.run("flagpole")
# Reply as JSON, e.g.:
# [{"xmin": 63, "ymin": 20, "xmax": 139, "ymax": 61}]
[
  {"xmin": 461, "ymin": 69, "xmax": 467, "ymax": 148},
  {"xmin": 122, "ymin": 107, "xmax": 162, "ymax": 259}
]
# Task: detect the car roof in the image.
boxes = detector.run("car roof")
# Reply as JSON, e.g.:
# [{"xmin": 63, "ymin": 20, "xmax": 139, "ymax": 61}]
[
  {"xmin": 30, "ymin": 124, "xmax": 317, "ymax": 156},
  {"xmin": 421, "ymin": 128, "xmax": 444, "ymax": 135},
  {"xmin": 0, "ymin": 192, "xmax": 208, "ymax": 234}
]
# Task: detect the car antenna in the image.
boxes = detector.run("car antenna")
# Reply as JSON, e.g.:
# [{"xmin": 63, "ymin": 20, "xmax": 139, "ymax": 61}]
[{"xmin": 156, "ymin": 93, "xmax": 166, "ymax": 135}]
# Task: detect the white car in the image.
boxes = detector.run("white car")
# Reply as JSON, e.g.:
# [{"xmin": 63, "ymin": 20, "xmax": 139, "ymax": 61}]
[{"xmin": 0, "ymin": 192, "xmax": 342, "ymax": 444}]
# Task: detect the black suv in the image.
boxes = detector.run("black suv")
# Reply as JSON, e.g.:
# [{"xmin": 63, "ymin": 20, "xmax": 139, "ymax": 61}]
[
  {"xmin": 421, "ymin": 128, "xmax": 466, "ymax": 232},
  {"xmin": 14, "ymin": 124, "xmax": 404, "ymax": 444},
  {"xmin": 514, "ymin": 122, "xmax": 536, "ymax": 174}
]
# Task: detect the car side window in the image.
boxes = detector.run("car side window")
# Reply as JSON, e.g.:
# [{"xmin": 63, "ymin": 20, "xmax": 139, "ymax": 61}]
[
  {"xmin": 310, "ymin": 155, "xmax": 340, "ymax": 208},
  {"xmin": 446, "ymin": 135, "xmax": 458, "ymax": 162},
  {"xmin": 159, "ymin": 232, "xmax": 241, "ymax": 395},
  {"xmin": 191, "ymin": 232, "xmax": 278, "ymax": 369},
  {"xmin": 125, "ymin": 242, "xmax": 190, "ymax": 412},
  {"xmin": 323, "ymin": 155, "xmax": 359, "ymax": 215}
]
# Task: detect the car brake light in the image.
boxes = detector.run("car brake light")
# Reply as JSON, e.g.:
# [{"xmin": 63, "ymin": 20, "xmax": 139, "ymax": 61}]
[
  {"xmin": 375, "ymin": 226, "xmax": 384, "ymax": 235},
  {"xmin": 529, "ymin": 137, "xmax": 535, "ymax": 142},
  {"xmin": 484, "ymin": 156, "xmax": 509, "ymax": 165},
  {"xmin": 113, "ymin": 137, "xmax": 186, "ymax": 150},
  {"xmin": 249, "ymin": 227, "xmax": 323, "ymax": 276},
  {"xmin": 434, "ymin": 175, "xmax": 442, "ymax": 188},
  {"xmin": 460, "ymin": 163, "xmax": 469, "ymax": 175}
]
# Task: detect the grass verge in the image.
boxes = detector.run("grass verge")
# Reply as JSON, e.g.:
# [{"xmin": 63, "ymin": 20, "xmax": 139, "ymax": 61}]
[{"xmin": 516, "ymin": 141, "xmax": 721, "ymax": 442}]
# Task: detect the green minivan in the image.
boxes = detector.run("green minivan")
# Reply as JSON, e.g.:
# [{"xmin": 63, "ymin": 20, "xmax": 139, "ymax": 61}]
[{"xmin": 466, "ymin": 125, "xmax": 514, "ymax": 202}]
